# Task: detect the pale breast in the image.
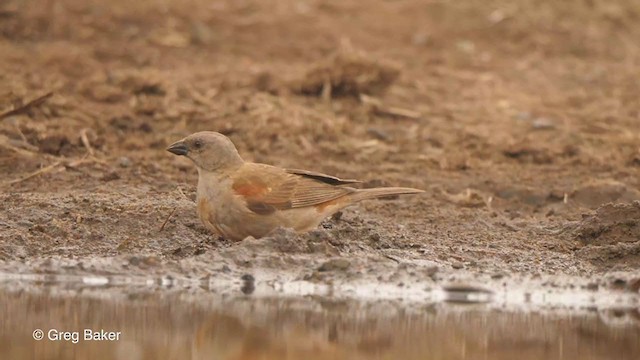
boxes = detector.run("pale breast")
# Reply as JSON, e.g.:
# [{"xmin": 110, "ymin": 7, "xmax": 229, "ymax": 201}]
[{"xmin": 197, "ymin": 197, "xmax": 223, "ymax": 236}]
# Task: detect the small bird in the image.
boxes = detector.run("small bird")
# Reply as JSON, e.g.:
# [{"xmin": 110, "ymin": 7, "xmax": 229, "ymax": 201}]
[{"xmin": 167, "ymin": 131, "xmax": 423, "ymax": 241}]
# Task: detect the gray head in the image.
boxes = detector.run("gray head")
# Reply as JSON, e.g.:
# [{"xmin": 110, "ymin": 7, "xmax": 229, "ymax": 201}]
[{"xmin": 166, "ymin": 131, "xmax": 244, "ymax": 172}]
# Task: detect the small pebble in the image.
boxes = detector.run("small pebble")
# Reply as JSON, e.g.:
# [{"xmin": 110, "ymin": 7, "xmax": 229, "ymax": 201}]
[
  {"xmin": 367, "ymin": 128, "xmax": 390, "ymax": 141},
  {"xmin": 425, "ymin": 265, "xmax": 438, "ymax": 277},
  {"xmin": 611, "ymin": 278, "xmax": 627, "ymax": 290},
  {"xmin": 515, "ymin": 111, "xmax": 532, "ymax": 121},
  {"xmin": 585, "ymin": 282, "xmax": 599, "ymax": 291},
  {"xmin": 118, "ymin": 157, "xmax": 132, "ymax": 168},
  {"xmin": 532, "ymin": 117, "xmax": 555, "ymax": 130},
  {"xmin": 318, "ymin": 258, "xmax": 351, "ymax": 272},
  {"xmin": 101, "ymin": 171, "xmax": 120, "ymax": 182},
  {"xmin": 411, "ymin": 32, "xmax": 430, "ymax": 46}
]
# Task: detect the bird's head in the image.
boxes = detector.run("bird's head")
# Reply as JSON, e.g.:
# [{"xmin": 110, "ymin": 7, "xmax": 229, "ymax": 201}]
[{"xmin": 167, "ymin": 131, "xmax": 243, "ymax": 172}]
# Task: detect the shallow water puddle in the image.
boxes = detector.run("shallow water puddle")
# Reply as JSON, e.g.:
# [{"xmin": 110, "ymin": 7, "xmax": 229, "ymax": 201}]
[{"xmin": 1, "ymin": 273, "xmax": 639, "ymax": 360}]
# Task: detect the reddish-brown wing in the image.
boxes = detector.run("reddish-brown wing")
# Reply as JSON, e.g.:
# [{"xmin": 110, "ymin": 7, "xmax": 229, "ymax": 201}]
[{"xmin": 232, "ymin": 163, "xmax": 355, "ymax": 215}]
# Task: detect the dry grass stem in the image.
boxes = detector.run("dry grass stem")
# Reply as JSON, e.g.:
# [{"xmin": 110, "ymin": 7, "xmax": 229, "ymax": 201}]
[
  {"xmin": 159, "ymin": 208, "xmax": 177, "ymax": 231},
  {"xmin": 4, "ymin": 161, "xmax": 62, "ymax": 186},
  {"xmin": 80, "ymin": 128, "xmax": 95, "ymax": 156},
  {"xmin": 0, "ymin": 92, "xmax": 54, "ymax": 120}
]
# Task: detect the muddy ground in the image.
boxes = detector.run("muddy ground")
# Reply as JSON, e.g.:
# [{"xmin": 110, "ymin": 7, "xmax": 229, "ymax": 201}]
[{"xmin": 1, "ymin": 0, "xmax": 640, "ymax": 299}]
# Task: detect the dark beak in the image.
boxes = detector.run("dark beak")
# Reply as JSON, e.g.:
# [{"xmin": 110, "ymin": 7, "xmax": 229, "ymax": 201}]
[{"xmin": 166, "ymin": 140, "xmax": 188, "ymax": 156}]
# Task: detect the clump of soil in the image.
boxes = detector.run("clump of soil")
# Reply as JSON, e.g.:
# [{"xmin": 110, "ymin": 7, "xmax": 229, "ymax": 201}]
[
  {"xmin": 288, "ymin": 51, "xmax": 400, "ymax": 98},
  {"xmin": 574, "ymin": 202, "xmax": 640, "ymax": 269},
  {"xmin": 237, "ymin": 227, "xmax": 339, "ymax": 255},
  {"xmin": 576, "ymin": 201, "xmax": 640, "ymax": 246},
  {"xmin": 571, "ymin": 180, "xmax": 640, "ymax": 209}
]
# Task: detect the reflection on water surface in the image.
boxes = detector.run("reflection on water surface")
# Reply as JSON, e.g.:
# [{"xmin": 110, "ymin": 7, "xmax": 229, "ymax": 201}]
[{"xmin": 1, "ymin": 284, "xmax": 639, "ymax": 360}]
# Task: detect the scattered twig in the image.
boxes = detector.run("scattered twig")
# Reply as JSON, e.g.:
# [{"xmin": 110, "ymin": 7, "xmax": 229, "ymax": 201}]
[
  {"xmin": 384, "ymin": 254, "xmax": 401, "ymax": 263},
  {"xmin": 188, "ymin": 86, "xmax": 219, "ymax": 106},
  {"xmin": 65, "ymin": 154, "xmax": 90, "ymax": 169},
  {"xmin": 360, "ymin": 94, "xmax": 421, "ymax": 120},
  {"xmin": 298, "ymin": 135, "xmax": 313, "ymax": 152},
  {"xmin": 499, "ymin": 221, "xmax": 519, "ymax": 232},
  {"xmin": 4, "ymin": 161, "xmax": 62, "ymax": 186},
  {"xmin": 159, "ymin": 208, "xmax": 177, "ymax": 232},
  {"xmin": 0, "ymin": 92, "xmax": 53, "ymax": 120},
  {"xmin": 79, "ymin": 128, "xmax": 95, "ymax": 156},
  {"xmin": 486, "ymin": 195, "xmax": 493, "ymax": 210},
  {"xmin": 176, "ymin": 186, "xmax": 193, "ymax": 202},
  {"xmin": 477, "ymin": 219, "xmax": 496, "ymax": 230},
  {"xmin": 375, "ymin": 106, "xmax": 421, "ymax": 119},
  {"xmin": 14, "ymin": 124, "xmax": 29, "ymax": 143},
  {"xmin": 1, "ymin": 140, "xmax": 108, "ymax": 186},
  {"xmin": 0, "ymin": 134, "xmax": 38, "ymax": 157},
  {"xmin": 360, "ymin": 94, "xmax": 383, "ymax": 107},
  {"xmin": 321, "ymin": 77, "xmax": 332, "ymax": 103}
]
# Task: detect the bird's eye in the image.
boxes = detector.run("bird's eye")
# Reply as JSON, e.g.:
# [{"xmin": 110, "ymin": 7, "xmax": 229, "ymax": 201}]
[{"xmin": 193, "ymin": 140, "xmax": 203, "ymax": 149}]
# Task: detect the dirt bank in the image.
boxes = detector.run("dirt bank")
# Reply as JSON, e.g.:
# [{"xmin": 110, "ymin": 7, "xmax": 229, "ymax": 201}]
[{"xmin": 1, "ymin": 0, "xmax": 640, "ymax": 294}]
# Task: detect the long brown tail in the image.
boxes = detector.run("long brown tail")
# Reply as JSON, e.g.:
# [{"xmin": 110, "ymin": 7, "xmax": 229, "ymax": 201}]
[{"xmin": 349, "ymin": 187, "xmax": 424, "ymax": 202}]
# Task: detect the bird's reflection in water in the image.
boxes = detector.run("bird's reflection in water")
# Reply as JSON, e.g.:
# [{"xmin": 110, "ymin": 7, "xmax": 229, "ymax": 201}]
[{"xmin": 1, "ymin": 287, "xmax": 639, "ymax": 360}]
